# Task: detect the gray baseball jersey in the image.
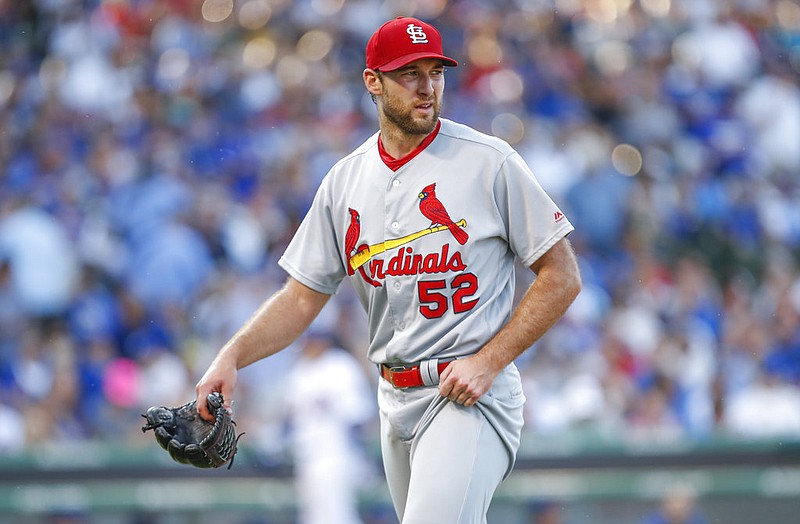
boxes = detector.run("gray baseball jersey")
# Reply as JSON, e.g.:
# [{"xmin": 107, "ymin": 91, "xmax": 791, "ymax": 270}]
[
  {"xmin": 280, "ymin": 118, "xmax": 574, "ymax": 519},
  {"xmin": 279, "ymin": 118, "xmax": 573, "ymax": 366}
]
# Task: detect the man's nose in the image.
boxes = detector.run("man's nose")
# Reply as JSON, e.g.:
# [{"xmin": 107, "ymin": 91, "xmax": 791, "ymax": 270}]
[{"xmin": 417, "ymin": 74, "xmax": 434, "ymax": 95}]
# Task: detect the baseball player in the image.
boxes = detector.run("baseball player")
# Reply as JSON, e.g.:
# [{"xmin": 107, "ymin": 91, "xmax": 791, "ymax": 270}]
[
  {"xmin": 284, "ymin": 327, "xmax": 374, "ymax": 524},
  {"xmin": 196, "ymin": 16, "xmax": 582, "ymax": 524}
]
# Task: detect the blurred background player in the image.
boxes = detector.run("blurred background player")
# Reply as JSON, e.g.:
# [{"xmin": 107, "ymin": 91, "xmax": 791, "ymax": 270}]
[{"xmin": 283, "ymin": 324, "xmax": 375, "ymax": 524}]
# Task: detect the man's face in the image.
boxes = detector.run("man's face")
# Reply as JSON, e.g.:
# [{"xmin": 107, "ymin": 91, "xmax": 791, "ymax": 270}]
[{"xmin": 377, "ymin": 59, "xmax": 445, "ymax": 136}]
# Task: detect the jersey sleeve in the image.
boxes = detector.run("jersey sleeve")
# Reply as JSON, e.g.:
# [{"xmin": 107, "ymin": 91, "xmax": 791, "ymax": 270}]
[
  {"xmin": 278, "ymin": 178, "xmax": 346, "ymax": 295},
  {"xmin": 494, "ymin": 151, "xmax": 574, "ymax": 268}
]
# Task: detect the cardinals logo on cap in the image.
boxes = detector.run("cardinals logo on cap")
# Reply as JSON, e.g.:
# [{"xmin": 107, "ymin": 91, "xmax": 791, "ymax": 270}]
[{"xmin": 406, "ymin": 24, "xmax": 429, "ymax": 44}]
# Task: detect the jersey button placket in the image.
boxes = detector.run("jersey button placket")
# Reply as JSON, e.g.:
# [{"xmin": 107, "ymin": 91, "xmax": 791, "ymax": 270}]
[{"xmin": 385, "ymin": 177, "xmax": 409, "ymax": 334}]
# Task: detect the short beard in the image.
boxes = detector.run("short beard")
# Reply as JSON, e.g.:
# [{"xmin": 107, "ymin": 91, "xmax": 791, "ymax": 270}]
[{"xmin": 380, "ymin": 94, "xmax": 440, "ymax": 136}]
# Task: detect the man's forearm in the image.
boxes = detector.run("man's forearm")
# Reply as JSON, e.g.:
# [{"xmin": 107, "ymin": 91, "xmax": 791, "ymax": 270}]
[
  {"xmin": 216, "ymin": 277, "xmax": 331, "ymax": 370},
  {"xmin": 438, "ymin": 238, "xmax": 581, "ymax": 406},
  {"xmin": 478, "ymin": 238, "xmax": 582, "ymax": 373}
]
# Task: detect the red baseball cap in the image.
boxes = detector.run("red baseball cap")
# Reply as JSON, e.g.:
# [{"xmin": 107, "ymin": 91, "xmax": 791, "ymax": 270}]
[{"xmin": 366, "ymin": 17, "xmax": 458, "ymax": 72}]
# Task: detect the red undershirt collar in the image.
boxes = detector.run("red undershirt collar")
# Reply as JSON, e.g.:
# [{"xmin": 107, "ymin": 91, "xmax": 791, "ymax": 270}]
[{"xmin": 378, "ymin": 120, "xmax": 441, "ymax": 172}]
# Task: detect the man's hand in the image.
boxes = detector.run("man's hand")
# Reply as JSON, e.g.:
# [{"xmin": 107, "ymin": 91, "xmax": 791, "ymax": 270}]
[
  {"xmin": 438, "ymin": 355, "xmax": 499, "ymax": 407},
  {"xmin": 195, "ymin": 357, "xmax": 238, "ymax": 422}
]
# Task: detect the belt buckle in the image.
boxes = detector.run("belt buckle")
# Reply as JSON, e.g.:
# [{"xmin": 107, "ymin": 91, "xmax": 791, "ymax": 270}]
[{"xmin": 388, "ymin": 365, "xmax": 409, "ymax": 389}]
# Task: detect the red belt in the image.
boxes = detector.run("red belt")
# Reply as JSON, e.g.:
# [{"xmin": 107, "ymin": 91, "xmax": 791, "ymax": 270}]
[{"xmin": 380, "ymin": 361, "xmax": 452, "ymax": 389}]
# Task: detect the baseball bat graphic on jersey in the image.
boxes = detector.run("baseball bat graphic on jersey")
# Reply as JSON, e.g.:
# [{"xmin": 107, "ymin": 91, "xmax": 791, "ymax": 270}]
[{"xmin": 348, "ymin": 219, "xmax": 467, "ymax": 271}]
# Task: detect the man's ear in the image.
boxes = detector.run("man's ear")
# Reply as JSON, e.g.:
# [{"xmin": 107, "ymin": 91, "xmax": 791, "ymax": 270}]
[{"xmin": 363, "ymin": 68, "xmax": 382, "ymax": 98}]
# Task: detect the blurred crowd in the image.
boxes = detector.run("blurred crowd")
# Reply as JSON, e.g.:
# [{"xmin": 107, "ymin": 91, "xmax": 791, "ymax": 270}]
[{"xmin": 0, "ymin": 0, "xmax": 799, "ymax": 456}]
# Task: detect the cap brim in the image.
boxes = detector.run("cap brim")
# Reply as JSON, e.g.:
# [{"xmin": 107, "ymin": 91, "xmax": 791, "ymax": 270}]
[{"xmin": 377, "ymin": 52, "xmax": 458, "ymax": 72}]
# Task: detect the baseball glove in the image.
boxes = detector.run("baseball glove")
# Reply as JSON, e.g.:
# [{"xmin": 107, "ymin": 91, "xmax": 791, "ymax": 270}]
[{"xmin": 141, "ymin": 392, "xmax": 243, "ymax": 469}]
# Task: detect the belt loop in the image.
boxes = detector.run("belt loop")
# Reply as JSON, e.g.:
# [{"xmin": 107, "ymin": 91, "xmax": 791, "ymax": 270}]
[{"xmin": 420, "ymin": 358, "xmax": 440, "ymax": 386}]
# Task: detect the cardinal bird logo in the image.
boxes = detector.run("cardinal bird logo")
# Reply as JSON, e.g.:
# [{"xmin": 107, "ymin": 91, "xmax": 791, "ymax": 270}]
[
  {"xmin": 345, "ymin": 208, "xmax": 361, "ymax": 275},
  {"xmin": 344, "ymin": 207, "xmax": 381, "ymax": 287},
  {"xmin": 418, "ymin": 183, "xmax": 469, "ymax": 245}
]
